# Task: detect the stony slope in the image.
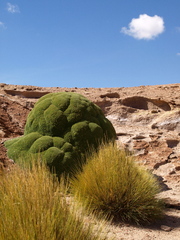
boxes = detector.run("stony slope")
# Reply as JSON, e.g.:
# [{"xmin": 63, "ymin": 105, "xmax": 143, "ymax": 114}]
[{"xmin": 0, "ymin": 83, "xmax": 180, "ymax": 239}]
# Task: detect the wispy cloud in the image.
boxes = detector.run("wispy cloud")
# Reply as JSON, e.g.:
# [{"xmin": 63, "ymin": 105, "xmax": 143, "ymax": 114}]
[
  {"xmin": 121, "ymin": 14, "xmax": 165, "ymax": 40},
  {"xmin": 7, "ymin": 2, "xmax": 20, "ymax": 13},
  {"xmin": 0, "ymin": 21, "xmax": 5, "ymax": 28},
  {"xmin": 177, "ymin": 53, "xmax": 180, "ymax": 56}
]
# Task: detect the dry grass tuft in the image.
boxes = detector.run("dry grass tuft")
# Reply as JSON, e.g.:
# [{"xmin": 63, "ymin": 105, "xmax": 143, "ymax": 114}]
[
  {"xmin": 0, "ymin": 161, "xmax": 108, "ymax": 240},
  {"xmin": 71, "ymin": 143, "xmax": 164, "ymax": 225}
]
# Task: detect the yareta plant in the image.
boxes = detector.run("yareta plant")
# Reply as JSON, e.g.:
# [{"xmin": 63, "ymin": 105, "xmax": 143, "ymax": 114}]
[{"xmin": 5, "ymin": 92, "xmax": 116, "ymax": 175}]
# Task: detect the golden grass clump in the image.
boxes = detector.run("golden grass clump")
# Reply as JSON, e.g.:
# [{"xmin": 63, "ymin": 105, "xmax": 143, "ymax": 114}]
[
  {"xmin": 71, "ymin": 143, "xmax": 164, "ymax": 225},
  {"xmin": 0, "ymin": 161, "xmax": 108, "ymax": 240}
]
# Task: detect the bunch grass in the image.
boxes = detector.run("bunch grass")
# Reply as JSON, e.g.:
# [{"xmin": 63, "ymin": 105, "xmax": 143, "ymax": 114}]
[
  {"xmin": 0, "ymin": 160, "xmax": 108, "ymax": 240},
  {"xmin": 71, "ymin": 143, "xmax": 164, "ymax": 225}
]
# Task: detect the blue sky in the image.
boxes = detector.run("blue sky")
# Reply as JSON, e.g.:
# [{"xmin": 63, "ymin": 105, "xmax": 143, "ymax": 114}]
[{"xmin": 0, "ymin": 0, "xmax": 180, "ymax": 88}]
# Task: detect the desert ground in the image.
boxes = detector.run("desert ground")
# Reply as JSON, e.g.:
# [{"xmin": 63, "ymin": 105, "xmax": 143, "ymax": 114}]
[{"xmin": 0, "ymin": 83, "xmax": 180, "ymax": 239}]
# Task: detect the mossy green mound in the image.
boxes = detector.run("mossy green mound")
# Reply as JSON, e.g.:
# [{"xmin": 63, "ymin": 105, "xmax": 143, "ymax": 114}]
[{"xmin": 5, "ymin": 92, "xmax": 116, "ymax": 175}]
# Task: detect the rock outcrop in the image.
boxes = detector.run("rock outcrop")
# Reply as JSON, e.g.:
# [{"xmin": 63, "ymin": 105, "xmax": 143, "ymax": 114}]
[{"xmin": 0, "ymin": 83, "xmax": 180, "ymax": 208}]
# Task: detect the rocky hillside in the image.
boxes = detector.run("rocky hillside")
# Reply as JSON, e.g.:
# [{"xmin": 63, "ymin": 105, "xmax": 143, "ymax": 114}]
[{"xmin": 0, "ymin": 83, "xmax": 180, "ymax": 239}]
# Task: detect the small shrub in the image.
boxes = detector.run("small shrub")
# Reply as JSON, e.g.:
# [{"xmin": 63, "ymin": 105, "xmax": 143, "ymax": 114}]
[
  {"xmin": 0, "ymin": 161, "xmax": 108, "ymax": 240},
  {"xmin": 71, "ymin": 143, "xmax": 164, "ymax": 225}
]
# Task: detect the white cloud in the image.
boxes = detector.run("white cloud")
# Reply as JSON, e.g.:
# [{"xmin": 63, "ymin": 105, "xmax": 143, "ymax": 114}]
[
  {"xmin": 7, "ymin": 2, "xmax": 20, "ymax": 13},
  {"xmin": 177, "ymin": 53, "xmax": 180, "ymax": 56},
  {"xmin": 121, "ymin": 14, "xmax": 165, "ymax": 40},
  {"xmin": 0, "ymin": 21, "xmax": 5, "ymax": 28}
]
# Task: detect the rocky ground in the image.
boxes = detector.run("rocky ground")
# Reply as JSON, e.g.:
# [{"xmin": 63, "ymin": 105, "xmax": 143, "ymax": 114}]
[{"xmin": 0, "ymin": 83, "xmax": 180, "ymax": 239}]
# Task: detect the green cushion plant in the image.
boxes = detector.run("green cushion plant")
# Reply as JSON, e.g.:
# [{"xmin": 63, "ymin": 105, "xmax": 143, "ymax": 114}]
[{"xmin": 5, "ymin": 92, "xmax": 116, "ymax": 175}]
